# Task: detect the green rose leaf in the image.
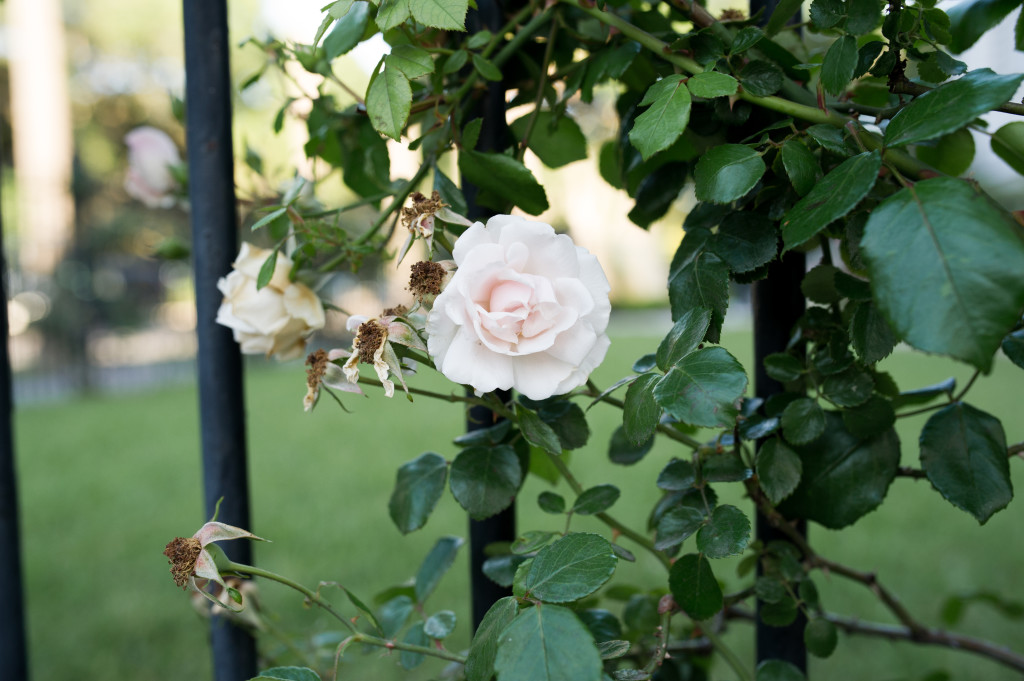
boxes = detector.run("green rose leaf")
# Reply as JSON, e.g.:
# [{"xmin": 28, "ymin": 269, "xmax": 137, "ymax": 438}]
[
  {"xmin": 516, "ymin": 404, "xmax": 562, "ymax": 456},
  {"xmin": 710, "ymin": 212, "xmax": 779, "ymax": 273},
  {"xmin": 522, "ymin": 533, "xmax": 618, "ymax": 603},
  {"xmin": 809, "ymin": 0, "xmax": 843, "ymax": 28},
  {"xmin": 669, "ymin": 553, "xmax": 724, "ymax": 620},
  {"xmin": 780, "ymin": 398, "xmax": 825, "ymax": 445},
  {"xmin": 781, "ymin": 412, "xmax": 900, "ymax": 529},
  {"xmin": 893, "ymin": 377, "xmax": 956, "ymax": 409},
  {"xmin": 400, "ymin": 622, "xmax": 427, "ymax": 669},
  {"xmin": 669, "ymin": 251, "xmax": 730, "ymax": 343},
  {"xmin": 920, "ymin": 403, "xmax": 1012, "ymax": 524},
  {"xmin": 850, "ymin": 301, "xmax": 897, "ymax": 365},
  {"xmin": 765, "ymin": 0, "xmax": 803, "ymax": 35},
  {"xmin": 255, "ymin": 248, "xmax": 279, "ymax": 291},
  {"xmin": 657, "ymin": 459, "xmax": 697, "ymax": 491},
  {"xmin": 915, "ymin": 128, "xmax": 976, "ymax": 176},
  {"xmin": 687, "ymin": 71, "xmax": 739, "ymax": 98},
  {"xmin": 623, "ymin": 373, "xmax": 662, "ymax": 446},
  {"xmin": 449, "ymin": 445, "xmax": 522, "ymax": 520},
  {"xmin": 947, "ymin": 0, "xmax": 1021, "ymax": 52},
  {"xmin": 385, "ymin": 44, "xmax": 434, "ymax": 79},
  {"xmin": 494, "ymin": 605, "xmax": 603, "ymax": 681},
  {"xmin": 821, "ymin": 35, "xmax": 857, "ymax": 95},
  {"xmin": 696, "ymin": 504, "xmax": 751, "ymax": 558},
  {"xmin": 804, "ymin": 618, "xmax": 839, "ymax": 658},
  {"xmin": 694, "ymin": 144, "xmax": 766, "ymax": 204},
  {"xmin": 378, "ymin": 595, "xmax": 414, "ymax": 638},
  {"xmin": 756, "ymin": 438, "xmax": 803, "ymax": 505},
  {"xmin": 409, "ymin": 0, "xmax": 468, "ymax": 30},
  {"xmin": 756, "ymin": 659, "xmax": 806, "ymax": 681},
  {"xmin": 415, "ymin": 536, "xmax": 463, "ymax": 604},
  {"xmin": 992, "ymin": 121, "xmax": 1024, "ymax": 176},
  {"xmin": 731, "ymin": 26, "xmax": 764, "ymax": 53},
  {"xmin": 255, "ymin": 667, "xmax": 321, "ymax": 681},
  {"xmin": 781, "ymin": 151, "xmax": 881, "ymax": 251},
  {"xmin": 424, "ymin": 610, "xmax": 457, "ymax": 639},
  {"xmin": 389, "ymin": 452, "xmax": 448, "ymax": 534},
  {"xmin": 654, "ymin": 346, "xmax": 748, "ymax": 428},
  {"xmin": 471, "ymin": 53, "xmax": 502, "ymax": 81},
  {"xmin": 656, "ymin": 307, "xmax": 712, "ymax": 370},
  {"xmin": 629, "ymin": 75, "xmax": 692, "ymax": 160},
  {"xmin": 822, "ymin": 369, "xmax": 874, "ymax": 408},
  {"xmin": 465, "ymin": 597, "xmax": 518, "ymax": 681},
  {"xmin": 323, "ymin": 2, "xmax": 370, "ymax": 59},
  {"xmin": 538, "ymin": 491, "xmax": 566, "ymax": 514},
  {"xmin": 842, "ymin": 395, "xmax": 896, "ymax": 439},
  {"xmin": 741, "ymin": 60, "xmax": 784, "ymax": 96},
  {"xmin": 374, "ymin": 0, "xmax": 410, "ymax": 31},
  {"xmin": 847, "ymin": 0, "xmax": 883, "ymax": 33},
  {"xmin": 763, "ymin": 353, "xmax": 804, "ymax": 383},
  {"xmin": 781, "ymin": 139, "xmax": 819, "ymax": 196},
  {"xmin": 885, "ymin": 69, "xmax": 1024, "ymax": 147},
  {"xmin": 608, "ymin": 425, "xmax": 654, "ymax": 465},
  {"xmin": 655, "ymin": 506, "xmax": 705, "ymax": 550},
  {"xmin": 510, "ymin": 111, "xmax": 588, "ymax": 169},
  {"xmin": 572, "ymin": 485, "xmax": 621, "ymax": 515},
  {"xmin": 459, "ymin": 150, "xmax": 549, "ymax": 215},
  {"xmin": 861, "ymin": 177, "xmax": 1024, "ymax": 372},
  {"xmin": 1002, "ymin": 329, "xmax": 1024, "ymax": 370},
  {"xmin": 366, "ymin": 65, "xmax": 411, "ymax": 141}
]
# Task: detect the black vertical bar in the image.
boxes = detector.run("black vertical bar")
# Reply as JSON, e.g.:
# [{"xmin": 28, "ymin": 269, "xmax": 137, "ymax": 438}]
[
  {"xmin": 463, "ymin": 0, "xmax": 516, "ymax": 633},
  {"xmin": 752, "ymin": 253, "xmax": 807, "ymax": 671},
  {"xmin": 749, "ymin": 0, "xmax": 808, "ymax": 670},
  {"xmin": 0, "ymin": 157, "xmax": 29, "ymax": 680},
  {"xmin": 466, "ymin": 399, "xmax": 514, "ymax": 630},
  {"xmin": 182, "ymin": 2, "xmax": 257, "ymax": 679}
]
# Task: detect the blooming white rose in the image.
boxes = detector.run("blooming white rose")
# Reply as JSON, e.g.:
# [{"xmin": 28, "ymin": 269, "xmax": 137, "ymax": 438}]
[
  {"xmin": 426, "ymin": 215, "xmax": 611, "ymax": 400},
  {"xmin": 216, "ymin": 243, "xmax": 326, "ymax": 361},
  {"xmin": 124, "ymin": 126, "xmax": 182, "ymax": 208}
]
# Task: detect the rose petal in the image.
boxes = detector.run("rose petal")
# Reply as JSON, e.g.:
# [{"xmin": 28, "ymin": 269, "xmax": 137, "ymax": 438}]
[
  {"xmin": 511, "ymin": 352, "xmax": 575, "ymax": 401},
  {"xmin": 283, "ymin": 283, "xmax": 326, "ymax": 329},
  {"xmin": 194, "ymin": 521, "xmax": 267, "ymax": 546},
  {"xmin": 439, "ymin": 328, "xmax": 515, "ymax": 393}
]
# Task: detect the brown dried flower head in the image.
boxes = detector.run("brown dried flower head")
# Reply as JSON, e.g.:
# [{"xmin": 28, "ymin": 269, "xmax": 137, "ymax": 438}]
[
  {"xmin": 164, "ymin": 537, "xmax": 202, "ymax": 589},
  {"xmin": 409, "ymin": 260, "xmax": 448, "ymax": 300},
  {"xmin": 719, "ymin": 8, "xmax": 746, "ymax": 20},
  {"xmin": 401, "ymin": 191, "xmax": 446, "ymax": 230},
  {"xmin": 355, "ymin": 320, "xmax": 387, "ymax": 363}
]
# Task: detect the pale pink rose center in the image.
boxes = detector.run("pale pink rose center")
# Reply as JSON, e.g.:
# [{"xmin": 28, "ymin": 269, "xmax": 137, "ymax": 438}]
[{"xmin": 472, "ymin": 275, "xmax": 570, "ymax": 354}]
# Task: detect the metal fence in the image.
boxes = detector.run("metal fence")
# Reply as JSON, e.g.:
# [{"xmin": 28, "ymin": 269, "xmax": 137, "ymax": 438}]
[{"xmin": 0, "ymin": 0, "xmax": 807, "ymax": 678}]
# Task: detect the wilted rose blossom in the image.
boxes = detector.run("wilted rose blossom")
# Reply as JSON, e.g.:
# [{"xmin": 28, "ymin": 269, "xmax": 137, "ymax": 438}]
[
  {"xmin": 124, "ymin": 126, "xmax": 182, "ymax": 208},
  {"xmin": 216, "ymin": 243, "xmax": 326, "ymax": 361},
  {"xmin": 163, "ymin": 521, "xmax": 266, "ymax": 612},
  {"xmin": 426, "ymin": 215, "xmax": 611, "ymax": 400}
]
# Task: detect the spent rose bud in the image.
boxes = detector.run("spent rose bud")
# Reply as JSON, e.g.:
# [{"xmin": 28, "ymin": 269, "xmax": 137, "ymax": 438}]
[
  {"xmin": 124, "ymin": 126, "xmax": 182, "ymax": 208},
  {"xmin": 216, "ymin": 243, "xmax": 326, "ymax": 361},
  {"xmin": 426, "ymin": 215, "xmax": 611, "ymax": 400}
]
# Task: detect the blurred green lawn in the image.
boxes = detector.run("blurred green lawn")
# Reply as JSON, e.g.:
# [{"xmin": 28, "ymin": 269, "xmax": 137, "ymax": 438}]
[{"xmin": 15, "ymin": 323, "xmax": 1024, "ymax": 680}]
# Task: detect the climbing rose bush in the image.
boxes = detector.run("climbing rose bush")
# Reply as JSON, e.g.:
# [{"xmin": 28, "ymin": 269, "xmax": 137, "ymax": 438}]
[
  {"xmin": 426, "ymin": 215, "xmax": 611, "ymax": 400},
  {"xmin": 123, "ymin": 126, "xmax": 182, "ymax": 208},
  {"xmin": 216, "ymin": 243, "xmax": 325, "ymax": 361}
]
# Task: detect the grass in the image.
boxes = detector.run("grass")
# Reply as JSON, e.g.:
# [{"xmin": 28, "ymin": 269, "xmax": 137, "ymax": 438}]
[{"xmin": 14, "ymin": 322, "xmax": 1024, "ymax": 681}]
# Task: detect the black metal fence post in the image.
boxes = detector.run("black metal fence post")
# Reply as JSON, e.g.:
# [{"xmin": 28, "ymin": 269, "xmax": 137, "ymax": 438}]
[
  {"xmin": 182, "ymin": 2, "xmax": 258, "ymax": 679},
  {"xmin": 752, "ymin": 253, "xmax": 807, "ymax": 671},
  {"xmin": 0, "ymin": 161, "xmax": 29, "ymax": 680},
  {"xmin": 462, "ymin": 0, "xmax": 517, "ymax": 632},
  {"xmin": 748, "ymin": 0, "xmax": 808, "ymax": 670}
]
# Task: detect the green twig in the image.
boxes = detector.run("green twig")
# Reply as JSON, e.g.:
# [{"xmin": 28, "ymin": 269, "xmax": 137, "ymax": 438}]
[
  {"xmin": 226, "ymin": 561, "xmax": 467, "ymax": 664},
  {"xmin": 544, "ymin": 450, "xmax": 671, "ymax": 569}
]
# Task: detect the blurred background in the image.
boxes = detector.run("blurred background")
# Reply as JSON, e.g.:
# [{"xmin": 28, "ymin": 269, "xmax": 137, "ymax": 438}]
[{"xmin": 2, "ymin": 0, "xmax": 1023, "ymax": 680}]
